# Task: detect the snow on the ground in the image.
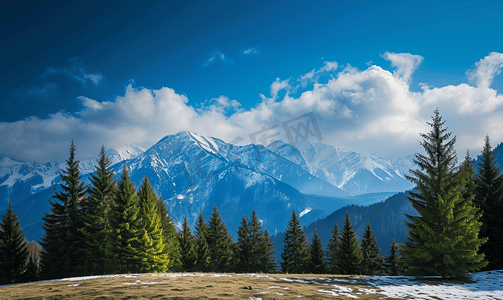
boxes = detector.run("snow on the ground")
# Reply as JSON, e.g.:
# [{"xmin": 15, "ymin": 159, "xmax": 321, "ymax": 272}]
[{"xmin": 32, "ymin": 270, "xmax": 503, "ymax": 299}]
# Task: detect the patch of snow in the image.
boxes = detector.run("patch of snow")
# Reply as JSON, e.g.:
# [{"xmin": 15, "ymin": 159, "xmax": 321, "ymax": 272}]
[{"xmin": 299, "ymin": 207, "xmax": 312, "ymax": 218}]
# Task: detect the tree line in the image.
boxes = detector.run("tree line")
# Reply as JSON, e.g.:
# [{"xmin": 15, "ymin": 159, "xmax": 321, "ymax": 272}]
[{"xmin": 1, "ymin": 108, "xmax": 502, "ymax": 283}]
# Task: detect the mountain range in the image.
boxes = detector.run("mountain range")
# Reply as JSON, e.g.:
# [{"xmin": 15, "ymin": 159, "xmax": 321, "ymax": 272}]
[{"xmin": 4, "ymin": 131, "xmax": 501, "ymax": 248}]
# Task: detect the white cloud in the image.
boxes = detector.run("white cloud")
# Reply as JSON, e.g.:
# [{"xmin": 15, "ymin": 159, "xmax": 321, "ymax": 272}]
[
  {"xmin": 382, "ymin": 52, "xmax": 423, "ymax": 84},
  {"xmin": 466, "ymin": 52, "xmax": 503, "ymax": 89},
  {"xmin": 205, "ymin": 51, "xmax": 232, "ymax": 65},
  {"xmin": 298, "ymin": 61, "xmax": 338, "ymax": 87},
  {"xmin": 244, "ymin": 48, "xmax": 258, "ymax": 54},
  {"xmin": 1, "ymin": 52, "xmax": 503, "ymax": 162},
  {"xmin": 84, "ymin": 72, "xmax": 103, "ymax": 85}
]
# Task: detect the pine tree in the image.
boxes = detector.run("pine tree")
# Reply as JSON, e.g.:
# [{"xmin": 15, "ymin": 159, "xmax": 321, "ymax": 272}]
[
  {"xmin": 281, "ymin": 209, "xmax": 309, "ymax": 274},
  {"xmin": 179, "ymin": 216, "xmax": 197, "ymax": 271},
  {"xmin": 207, "ymin": 205, "xmax": 233, "ymax": 272},
  {"xmin": 308, "ymin": 229, "xmax": 327, "ymax": 274},
  {"xmin": 0, "ymin": 202, "xmax": 28, "ymax": 284},
  {"xmin": 360, "ymin": 221, "xmax": 383, "ymax": 275},
  {"xmin": 106, "ymin": 165, "xmax": 143, "ymax": 273},
  {"xmin": 402, "ymin": 109, "xmax": 487, "ymax": 277},
  {"xmin": 23, "ymin": 254, "xmax": 39, "ymax": 282},
  {"xmin": 194, "ymin": 211, "xmax": 211, "ymax": 272},
  {"xmin": 39, "ymin": 141, "xmax": 87, "ymax": 279},
  {"xmin": 326, "ymin": 221, "xmax": 339, "ymax": 274},
  {"xmin": 157, "ymin": 200, "xmax": 182, "ymax": 271},
  {"xmin": 81, "ymin": 145, "xmax": 116, "ymax": 275},
  {"xmin": 137, "ymin": 176, "xmax": 169, "ymax": 272},
  {"xmin": 235, "ymin": 215, "xmax": 251, "ymax": 272},
  {"xmin": 474, "ymin": 136, "xmax": 503, "ymax": 270},
  {"xmin": 262, "ymin": 229, "xmax": 278, "ymax": 273},
  {"xmin": 335, "ymin": 211, "xmax": 361, "ymax": 275},
  {"xmin": 384, "ymin": 239, "xmax": 400, "ymax": 276}
]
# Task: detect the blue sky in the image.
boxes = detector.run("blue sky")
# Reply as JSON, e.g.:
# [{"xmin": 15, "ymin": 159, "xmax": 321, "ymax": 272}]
[{"xmin": 1, "ymin": 0, "xmax": 503, "ymax": 162}]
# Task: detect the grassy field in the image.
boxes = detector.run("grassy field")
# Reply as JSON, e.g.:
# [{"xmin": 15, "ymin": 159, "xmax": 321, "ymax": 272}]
[{"xmin": 0, "ymin": 273, "xmax": 400, "ymax": 299}]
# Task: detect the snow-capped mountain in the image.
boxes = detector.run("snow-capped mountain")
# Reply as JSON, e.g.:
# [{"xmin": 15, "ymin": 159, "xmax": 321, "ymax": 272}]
[
  {"xmin": 270, "ymin": 140, "xmax": 415, "ymax": 195},
  {"xmin": 0, "ymin": 145, "xmax": 144, "ymax": 210},
  {"xmin": 115, "ymin": 131, "xmax": 348, "ymax": 236}
]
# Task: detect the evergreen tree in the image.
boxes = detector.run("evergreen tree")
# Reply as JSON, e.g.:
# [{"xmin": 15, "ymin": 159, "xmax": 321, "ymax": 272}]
[
  {"xmin": 308, "ymin": 229, "xmax": 327, "ymax": 274},
  {"xmin": 281, "ymin": 209, "xmax": 309, "ymax": 274},
  {"xmin": 402, "ymin": 109, "xmax": 487, "ymax": 277},
  {"xmin": 207, "ymin": 205, "xmax": 233, "ymax": 272},
  {"xmin": 360, "ymin": 221, "xmax": 383, "ymax": 275},
  {"xmin": 235, "ymin": 215, "xmax": 251, "ymax": 272},
  {"xmin": 326, "ymin": 221, "xmax": 339, "ymax": 274},
  {"xmin": 179, "ymin": 216, "xmax": 197, "ymax": 271},
  {"xmin": 81, "ymin": 145, "xmax": 116, "ymax": 275},
  {"xmin": 137, "ymin": 177, "xmax": 169, "ymax": 272},
  {"xmin": 335, "ymin": 211, "xmax": 361, "ymax": 275},
  {"xmin": 0, "ymin": 202, "xmax": 28, "ymax": 284},
  {"xmin": 39, "ymin": 141, "xmax": 87, "ymax": 279},
  {"xmin": 194, "ymin": 211, "xmax": 211, "ymax": 271},
  {"xmin": 106, "ymin": 165, "xmax": 143, "ymax": 273},
  {"xmin": 262, "ymin": 229, "xmax": 278, "ymax": 273},
  {"xmin": 157, "ymin": 200, "xmax": 182, "ymax": 271},
  {"xmin": 384, "ymin": 239, "xmax": 400, "ymax": 276},
  {"xmin": 23, "ymin": 254, "xmax": 39, "ymax": 282},
  {"xmin": 474, "ymin": 136, "xmax": 503, "ymax": 270}
]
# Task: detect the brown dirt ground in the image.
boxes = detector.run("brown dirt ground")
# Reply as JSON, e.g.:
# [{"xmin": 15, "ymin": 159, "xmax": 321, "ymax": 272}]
[{"xmin": 0, "ymin": 273, "xmax": 403, "ymax": 300}]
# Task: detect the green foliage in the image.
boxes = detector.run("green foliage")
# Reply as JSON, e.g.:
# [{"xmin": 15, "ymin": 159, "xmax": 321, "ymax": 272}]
[
  {"xmin": 179, "ymin": 216, "xmax": 197, "ymax": 271},
  {"xmin": 106, "ymin": 165, "xmax": 143, "ymax": 273},
  {"xmin": 384, "ymin": 239, "xmax": 401, "ymax": 276},
  {"xmin": 235, "ymin": 215, "xmax": 251, "ymax": 272},
  {"xmin": 194, "ymin": 211, "xmax": 211, "ymax": 272},
  {"xmin": 308, "ymin": 229, "xmax": 327, "ymax": 274},
  {"xmin": 157, "ymin": 199, "xmax": 182, "ymax": 272},
  {"xmin": 207, "ymin": 205, "xmax": 233, "ymax": 272},
  {"xmin": 81, "ymin": 145, "xmax": 116, "ymax": 275},
  {"xmin": 402, "ymin": 109, "xmax": 487, "ymax": 277},
  {"xmin": 262, "ymin": 229, "xmax": 278, "ymax": 273},
  {"xmin": 335, "ymin": 211, "xmax": 361, "ymax": 275},
  {"xmin": 474, "ymin": 136, "xmax": 503, "ymax": 270},
  {"xmin": 326, "ymin": 221, "xmax": 339, "ymax": 274},
  {"xmin": 234, "ymin": 210, "xmax": 277, "ymax": 273},
  {"xmin": 360, "ymin": 221, "xmax": 383, "ymax": 275},
  {"xmin": 137, "ymin": 177, "xmax": 169, "ymax": 273},
  {"xmin": 40, "ymin": 141, "xmax": 87, "ymax": 279},
  {"xmin": 281, "ymin": 210, "xmax": 310, "ymax": 274},
  {"xmin": 0, "ymin": 202, "xmax": 28, "ymax": 284}
]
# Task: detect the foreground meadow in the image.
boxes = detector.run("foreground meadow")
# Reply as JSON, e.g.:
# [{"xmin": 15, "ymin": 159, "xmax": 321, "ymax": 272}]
[{"xmin": 1, "ymin": 271, "xmax": 502, "ymax": 299}]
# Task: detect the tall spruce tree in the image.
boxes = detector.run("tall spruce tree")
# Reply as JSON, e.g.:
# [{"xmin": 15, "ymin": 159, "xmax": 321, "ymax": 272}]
[
  {"xmin": 326, "ymin": 221, "xmax": 339, "ymax": 274},
  {"xmin": 81, "ymin": 145, "xmax": 116, "ymax": 275},
  {"xmin": 402, "ymin": 109, "xmax": 487, "ymax": 277},
  {"xmin": 157, "ymin": 200, "xmax": 182, "ymax": 271},
  {"xmin": 281, "ymin": 209, "xmax": 309, "ymax": 274},
  {"xmin": 207, "ymin": 205, "xmax": 233, "ymax": 272},
  {"xmin": 360, "ymin": 221, "xmax": 383, "ymax": 275},
  {"xmin": 179, "ymin": 216, "xmax": 197, "ymax": 271},
  {"xmin": 137, "ymin": 177, "xmax": 169, "ymax": 272},
  {"xmin": 474, "ymin": 136, "xmax": 503, "ymax": 270},
  {"xmin": 39, "ymin": 141, "xmax": 87, "ymax": 279},
  {"xmin": 384, "ymin": 239, "xmax": 401, "ymax": 276},
  {"xmin": 106, "ymin": 165, "xmax": 143, "ymax": 273},
  {"xmin": 263, "ymin": 229, "xmax": 278, "ymax": 273},
  {"xmin": 335, "ymin": 211, "xmax": 361, "ymax": 275},
  {"xmin": 0, "ymin": 202, "xmax": 28, "ymax": 284},
  {"xmin": 308, "ymin": 229, "xmax": 327, "ymax": 274},
  {"xmin": 235, "ymin": 215, "xmax": 251, "ymax": 272},
  {"xmin": 194, "ymin": 211, "xmax": 211, "ymax": 272}
]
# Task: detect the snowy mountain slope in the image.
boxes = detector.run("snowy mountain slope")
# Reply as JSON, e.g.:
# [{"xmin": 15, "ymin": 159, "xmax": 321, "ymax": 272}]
[
  {"xmin": 0, "ymin": 145, "xmax": 144, "ymax": 210},
  {"xmin": 274, "ymin": 140, "xmax": 416, "ymax": 195},
  {"xmin": 114, "ymin": 131, "xmax": 348, "ymax": 237}
]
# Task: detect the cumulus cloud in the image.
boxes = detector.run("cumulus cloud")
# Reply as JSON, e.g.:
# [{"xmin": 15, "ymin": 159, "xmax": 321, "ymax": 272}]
[
  {"xmin": 298, "ymin": 61, "xmax": 338, "ymax": 87},
  {"xmin": 1, "ymin": 52, "xmax": 503, "ymax": 162},
  {"xmin": 382, "ymin": 52, "xmax": 423, "ymax": 83},
  {"xmin": 466, "ymin": 52, "xmax": 503, "ymax": 89}
]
